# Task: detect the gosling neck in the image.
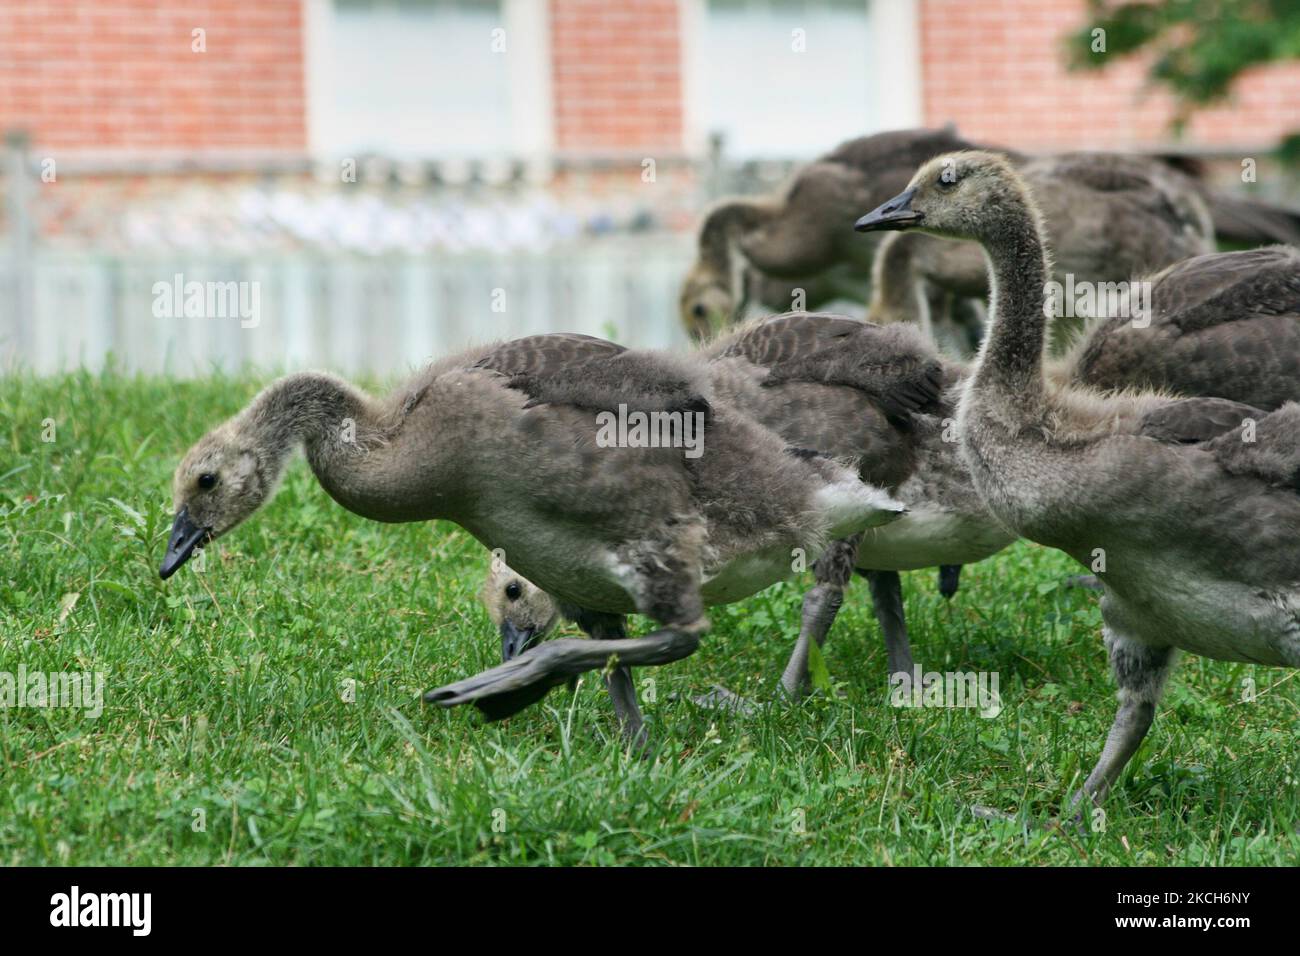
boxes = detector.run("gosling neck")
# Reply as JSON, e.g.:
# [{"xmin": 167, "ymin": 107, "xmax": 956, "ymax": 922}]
[
  {"xmin": 868, "ymin": 232, "xmax": 925, "ymax": 326},
  {"xmin": 242, "ymin": 370, "xmax": 365, "ymax": 453},
  {"xmin": 699, "ymin": 200, "xmax": 775, "ymax": 285},
  {"xmin": 242, "ymin": 372, "xmax": 420, "ymax": 522},
  {"xmin": 970, "ymin": 213, "xmax": 1051, "ymax": 399}
]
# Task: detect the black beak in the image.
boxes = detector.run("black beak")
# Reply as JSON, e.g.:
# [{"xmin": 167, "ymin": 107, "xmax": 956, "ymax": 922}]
[
  {"xmin": 854, "ymin": 187, "xmax": 924, "ymax": 232},
  {"xmin": 500, "ymin": 620, "xmax": 538, "ymax": 662},
  {"xmin": 159, "ymin": 506, "xmax": 209, "ymax": 580}
]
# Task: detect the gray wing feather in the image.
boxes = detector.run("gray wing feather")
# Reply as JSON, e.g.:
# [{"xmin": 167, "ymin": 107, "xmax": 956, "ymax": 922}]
[
  {"xmin": 1138, "ymin": 397, "xmax": 1265, "ymax": 445},
  {"xmin": 1208, "ymin": 403, "xmax": 1300, "ymax": 492},
  {"xmin": 717, "ymin": 313, "xmax": 946, "ymax": 423},
  {"xmin": 474, "ymin": 333, "xmax": 709, "ymax": 416}
]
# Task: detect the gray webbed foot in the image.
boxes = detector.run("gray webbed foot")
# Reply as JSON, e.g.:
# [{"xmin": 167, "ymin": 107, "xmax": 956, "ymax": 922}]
[
  {"xmin": 426, "ymin": 621, "xmax": 707, "ymax": 724},
  {"xmin": 425, "ymin": 646, "xmax": 570, "ymax": 720},
  {"xmin": 938, "ymin": 564, "xmax": 962, "ymax": 599}
]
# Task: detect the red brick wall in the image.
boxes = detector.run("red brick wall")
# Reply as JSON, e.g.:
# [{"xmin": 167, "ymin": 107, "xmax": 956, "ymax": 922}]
[
  {"xmin": 6, "ymin": 0, "xmax": 1293, "ymax": 160},
  {"xmin": 0, "ymin": 0, "xmax": 306, "ymax": 152},
  {"xmin": 549, "ymin": 0, "xmax": 683, "ymax": 154},
  {"xmin": 919, "ymin": 0, "xmax": 1300, "ymax": 152}
]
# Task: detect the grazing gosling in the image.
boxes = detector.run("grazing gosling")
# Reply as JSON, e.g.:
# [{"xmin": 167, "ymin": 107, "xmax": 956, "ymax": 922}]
[
  {"xmin": 856, "ymin": 151, "xmax": 1300, "ymax": 806},
  {"xmin": 679, "ymin": 199, "xmax": 777, "ymax": 340},
  {"xmin": 679, "ymin": 127, "xmax": 978, "ymax": 339},
  {"xmin": 681, "ymin": 248, "xmax": 871, "ymax": 343},
  {"xmin": 482, "ymin": 560, "xmax": 559, "ymax": 661},
  {"xmin": 160, "ymin": 333, "xmax": 905, "ymax": 739}
]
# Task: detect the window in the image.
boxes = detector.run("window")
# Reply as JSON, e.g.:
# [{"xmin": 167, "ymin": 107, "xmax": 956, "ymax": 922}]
[
  {"xmin": 687, "ymin": 0, "xmax": 918, "ymax": 159},
  {"xmin": 306, "ymin": 0, "xmax": 550, "ymax": 160}
]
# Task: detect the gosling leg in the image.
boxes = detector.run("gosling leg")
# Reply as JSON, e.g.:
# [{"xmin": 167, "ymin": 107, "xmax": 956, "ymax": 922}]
[
  {"xmin": 565, "ymin": 607, "xmax": 647, "ymax": 749},
  {"xmin": 780, "ymin": 534, "xmax": 861, "ymax": 699},
  {"xmin": 863, "ymin": 569, "xmax": 915, "ymax": 680},
  {"xmin": 1073, "ymin": 630, "xmax": 1176, "ymax": 807}
]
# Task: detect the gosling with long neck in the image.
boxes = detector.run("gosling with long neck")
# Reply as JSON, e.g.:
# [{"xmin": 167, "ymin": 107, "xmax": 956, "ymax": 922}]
[
  {"xmin": 857, "ymin": 151, "xmax": 1300, "ymax": 807},
  {"xmin": 162, "ymin": 336, "xmax": 905, "ymax": 730}
]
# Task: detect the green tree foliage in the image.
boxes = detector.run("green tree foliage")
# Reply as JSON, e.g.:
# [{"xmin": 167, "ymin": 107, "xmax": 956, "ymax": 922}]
[{"xmin": 1068, "ymin": 0, "xmax": 1300, "ymax": 156}]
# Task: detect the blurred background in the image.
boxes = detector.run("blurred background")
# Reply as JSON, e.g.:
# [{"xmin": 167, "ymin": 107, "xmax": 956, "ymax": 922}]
[{"xmin": 1, "ymin": 0, "xmax": 1298, "ymax": 377}]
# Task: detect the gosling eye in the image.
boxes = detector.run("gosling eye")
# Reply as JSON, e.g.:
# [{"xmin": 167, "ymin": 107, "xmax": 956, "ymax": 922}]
[
  {"xmin": 198, "ymin": 473, "xmax": 218, "ymax": 491},
  {"xmin": 936, "ymin": 174, "xmax": 959, "ymax": 191},
  {"xmin": 505, "ymin": 582, "xmax": 522, "ymax": 601},
  {"xmin": 691, "ymin": 303, "xmax": 707, "ymax": 319}
]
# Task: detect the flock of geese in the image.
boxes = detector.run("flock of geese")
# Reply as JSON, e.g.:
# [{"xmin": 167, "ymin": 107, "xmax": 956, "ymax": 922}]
[{"xmin": 160, "ymin": 128, "xmax": 1300, "ymax": 812}]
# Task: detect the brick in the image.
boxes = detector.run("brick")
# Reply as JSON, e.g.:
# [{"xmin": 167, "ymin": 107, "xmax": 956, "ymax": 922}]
[
  {"xmin": 549, "ymin": 0, "xmax": 683, "ymax": 152},
  {"xmin": 919, "ymin": 0, "xmax": 1300, "ymax": 149},
  {"xmin": 0, "ymin": 0, "xmax": 306, "ymax": 151}
]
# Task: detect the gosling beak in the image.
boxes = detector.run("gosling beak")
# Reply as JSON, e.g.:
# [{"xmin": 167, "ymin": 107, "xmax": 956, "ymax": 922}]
[
  {"xmin": 159, "ymin": 506, "xmax": 210, "ymax": 580},
  {"xmin": 854, "ymin": 187, "xmax": 923, "ymax": 232},
  {"xmin": 500, "ymin": 620, "xmax": 538, "ymax": 662}
]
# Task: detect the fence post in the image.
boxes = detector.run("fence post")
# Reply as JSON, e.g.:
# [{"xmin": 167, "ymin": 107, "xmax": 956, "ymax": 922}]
[
  {"xmin": 705, "ymin": 130, "xmax": 726, "ymax": 203},
  {"xmin": 5, "ymin": 128, "xmax": 35, "ymax": 365}
]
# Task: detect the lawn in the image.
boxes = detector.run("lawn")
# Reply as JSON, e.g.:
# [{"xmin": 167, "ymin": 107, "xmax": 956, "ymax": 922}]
[{"xmin": 2, "ymin": 368, "xmax": 1298, "ymax": 865}]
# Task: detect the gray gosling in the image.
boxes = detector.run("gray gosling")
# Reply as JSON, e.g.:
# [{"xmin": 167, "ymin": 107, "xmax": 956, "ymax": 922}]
[
  {"xmin": 484, "ymin": 313, "xmax": 1005, "ymax": 702},
  {"xmin": 478, "ymin": 314, "xmax": 958, "ymax": 727},
  {"xmin": 856, "ymin": 150, "xmax": 1300, "ymax": 806},
  {"xmin": 482, "ymin": 561, "xmax": 559, "ymax": 661},
  {"xmin": 160, "ymin": 333, "xmax": 906, "ymax": 742},
  {"xmin": 680, "ymin": 127, "xmax": 976, "ymax": 339}
]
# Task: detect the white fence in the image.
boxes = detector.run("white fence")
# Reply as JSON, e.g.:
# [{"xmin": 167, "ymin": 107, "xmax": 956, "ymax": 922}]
[{"xmin": 0, "ymin": 236, "xmax": 696, "ymax": 378}]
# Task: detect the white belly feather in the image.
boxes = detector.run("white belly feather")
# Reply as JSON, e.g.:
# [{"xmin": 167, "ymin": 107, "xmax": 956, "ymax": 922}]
[
  {"xmin": 1103, "ymin": 557, "xmax": 1300, "ymax": 667},
  {"xmin": 855, "ymin": 502, "xmax": 1015, "ymax": 571}
]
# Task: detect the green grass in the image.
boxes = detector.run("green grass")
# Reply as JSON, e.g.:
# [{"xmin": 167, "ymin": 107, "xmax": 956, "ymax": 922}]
[{"xmin": 2, "ymin": 367, "xmax": 1299, "ymax": 866}]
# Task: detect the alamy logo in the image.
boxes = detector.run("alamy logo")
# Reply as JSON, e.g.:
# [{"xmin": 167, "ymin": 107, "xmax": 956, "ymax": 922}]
[
  {"xmin": 0, "ymin": 666, "xmax": 104, "ymax": 718},
  {"xmin": 595, "ymin": 403, "xmax": 705, "ymax": 459},
  {"xmin": 151, "ymin": 273, "xmax": 261, "ymax": 328},
  {"xmin": 889, "ymin": 666, "xmax": 1001, "ymax": 718},
  {"xmin": 1043, "ymin": 274, "xmax": 1152, "ymax": 328},
  {"xmin": 50, "ymin": 886, "xmax": 151, "ymax": 936}
]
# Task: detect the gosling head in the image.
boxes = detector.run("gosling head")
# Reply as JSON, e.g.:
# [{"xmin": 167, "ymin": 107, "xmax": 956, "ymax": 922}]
[
  {"xmin": 160, "ymin": 422, "xmax": 277, "ymax": 579},
  {"xmin": 481, "ymin": 561, "xmax": 560, "ymax": 661},
  {"xmin": 854, "ymin": 151, "xmax": 1034, "ymax": 244},
  {"xmin": 679, "ymin": 266, "xmax": 735, "ymax": 342}
]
